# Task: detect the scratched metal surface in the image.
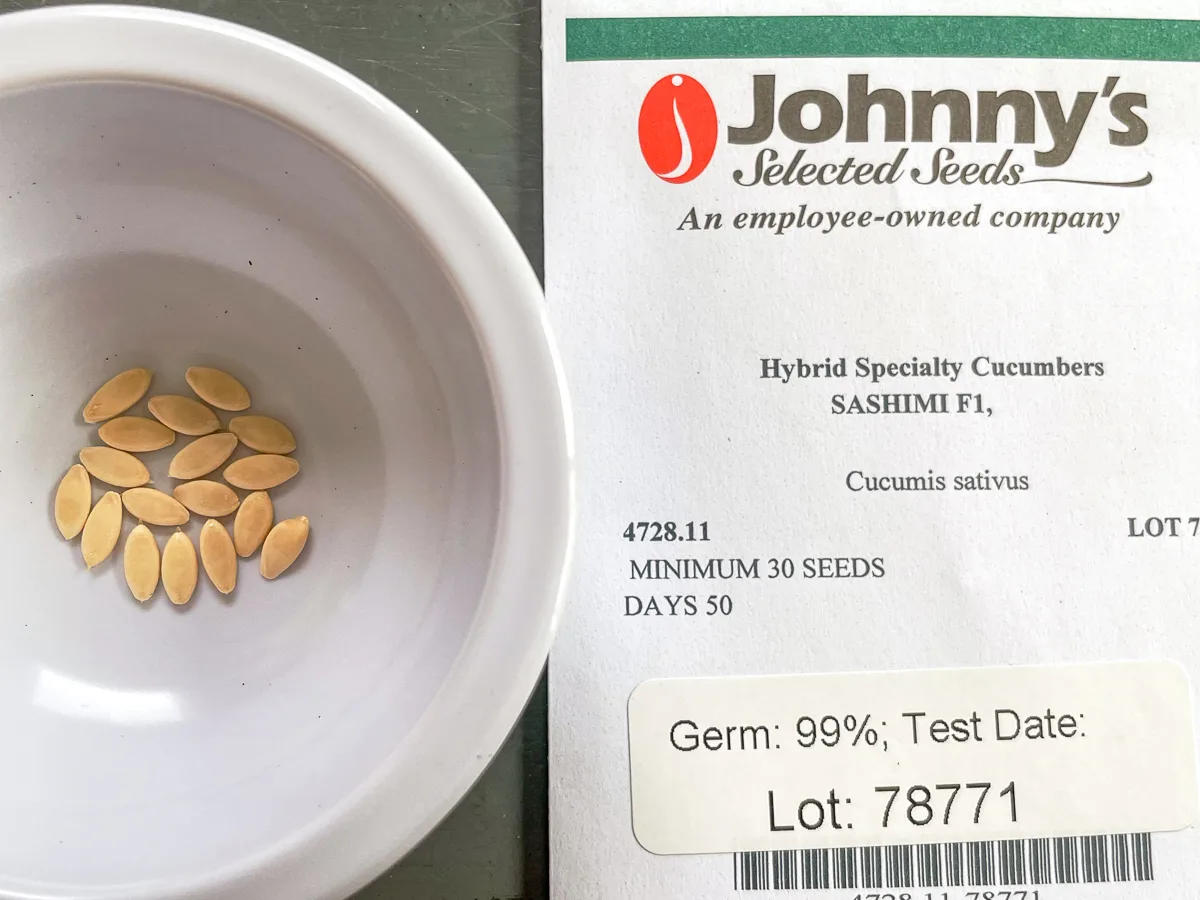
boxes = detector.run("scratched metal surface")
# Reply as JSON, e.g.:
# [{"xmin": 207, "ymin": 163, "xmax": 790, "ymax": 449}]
[{"xmin": 0, "ymin": 1, "xmax": 546, "ymax": 899}]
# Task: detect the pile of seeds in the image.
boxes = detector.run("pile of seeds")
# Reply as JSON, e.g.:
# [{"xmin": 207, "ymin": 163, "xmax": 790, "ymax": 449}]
[{"xmin": 53, "ymin": 366, "xmax": 310, "ymax": 605}]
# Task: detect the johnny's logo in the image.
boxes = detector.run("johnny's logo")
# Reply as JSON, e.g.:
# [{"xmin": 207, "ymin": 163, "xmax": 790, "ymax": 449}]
[
  {"xmin": 639, "ymin": 72, "xmax": 1150, "ymax": 188},
  {"xmin": 638, "ymin": 74, "xmax": 718, "ymax": 183}
]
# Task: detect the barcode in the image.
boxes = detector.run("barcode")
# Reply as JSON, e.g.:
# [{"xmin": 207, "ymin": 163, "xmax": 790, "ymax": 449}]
[{"xmin": 732, "ymin": 833, "xmax": 1153, "ymax": 890}]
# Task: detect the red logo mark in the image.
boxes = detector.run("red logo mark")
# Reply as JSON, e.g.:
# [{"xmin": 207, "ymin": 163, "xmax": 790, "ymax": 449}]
[{"xmin": 638, "ymin": 74, "xmax": 717, "ymax": 184}]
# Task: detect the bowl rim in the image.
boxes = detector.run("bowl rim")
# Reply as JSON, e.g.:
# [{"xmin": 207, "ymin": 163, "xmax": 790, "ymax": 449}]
[{"xmin": 0, "ymin": 6, "xmax": 574, "ymax": 900}]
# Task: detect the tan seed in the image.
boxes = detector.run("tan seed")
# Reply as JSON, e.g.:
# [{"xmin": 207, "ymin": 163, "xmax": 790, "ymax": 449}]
[
  {"xmin": 200, "ymin": 519, "xmax": 237, "ymax": 594},
  {"xmin": 224, "ymin": 454, "xmax": 299, "ymax": 490},
  {"xmin": 261, "ymin": 516, "xmax": 310, "ymax": 579},
  {"xmin": 83, "ymin": 367, "xmax": 152, "ymax": 423},
  {"xmin": 54, "ymin": 463, "xmax": 91, "ymax": 539},
  {"xmin": 234, "ymin": 491, "xmax": 273, "ymax": 558},
  {"xmin": 162, "ymin": 530, "xmax": 198, "ymax": 605},
  {"xmin": 173, "ymin": 480, "xmax": 240, "ymax": 517},
  {"xmin": 81, "ymin": 491, "xmax": 122, "ymax": 569},
  {"xmin": 123, "ymin": 524, "xmax": 160, "ymax": 602},
  {"xmin": 122, "ymin": 487, "xmax": 189, "ymax": 526},
  {"xmin": 228, "ymin": 415, "xmax": 296, "ymax": 454},
  {"xmin": 168, "ymin": 433, "xmax": 238, "ymax": 480},
  {"xmin": 148, "ymin": 395, "xmax": 221, "ymax": 436},
  {"xmin": 79, "ymin": 446, "xmax": 150, "ymax": 488},
  {"xmin": 186, "ymin": 367, "xmax": 251, "ymax": 411},
  {"xmin": 98, "ymin": 416, "xmax": 176, "ymax": 452}
]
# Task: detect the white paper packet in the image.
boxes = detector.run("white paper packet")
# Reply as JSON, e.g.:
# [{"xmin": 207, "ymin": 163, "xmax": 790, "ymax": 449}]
[{"xmin": 544, "ymin": 3, "xmax": 1200, "ymax": 896}]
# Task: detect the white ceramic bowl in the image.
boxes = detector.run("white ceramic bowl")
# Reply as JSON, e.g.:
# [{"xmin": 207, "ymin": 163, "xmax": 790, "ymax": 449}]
[{"xmin": 0, "ymin": 6, "xmax": 572, "ymax": 900}]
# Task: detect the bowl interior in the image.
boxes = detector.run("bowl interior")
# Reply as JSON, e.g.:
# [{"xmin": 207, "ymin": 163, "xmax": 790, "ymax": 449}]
[{"xmin": 0, "ymin": 79, "xmax": 500, "ymax": 889}]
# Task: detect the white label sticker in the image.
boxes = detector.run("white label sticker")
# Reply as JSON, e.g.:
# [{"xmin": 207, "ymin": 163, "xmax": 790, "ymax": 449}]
[{"xmin": 629, "ymin": 661, "xmax": 1198, "ymax": 855}]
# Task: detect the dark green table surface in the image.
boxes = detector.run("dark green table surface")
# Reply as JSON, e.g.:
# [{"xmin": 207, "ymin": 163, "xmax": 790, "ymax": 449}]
[{"xmin": 0, "ymin": 2, "xmax": 547, "ymax": 898}]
